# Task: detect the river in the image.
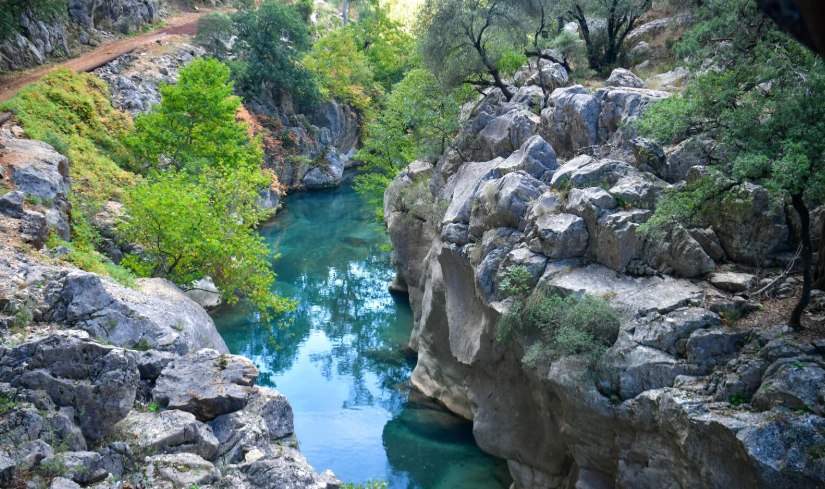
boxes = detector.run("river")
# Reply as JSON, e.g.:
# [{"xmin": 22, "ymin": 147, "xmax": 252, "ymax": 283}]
[{"xmin": 212, "ymin": 172, "xmax": 512, "ymax": 489}]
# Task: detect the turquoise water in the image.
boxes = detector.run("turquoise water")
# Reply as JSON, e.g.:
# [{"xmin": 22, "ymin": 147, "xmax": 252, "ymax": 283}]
[{"xmin": 212, "ymin": 173, "xmax": 511, "ymax": 489}]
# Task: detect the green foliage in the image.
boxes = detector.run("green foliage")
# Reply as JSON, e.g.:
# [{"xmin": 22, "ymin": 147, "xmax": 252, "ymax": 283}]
[
  {"xmin": 127, "ymin": 58, "xmax": 262, "ymax": 175},
  {"xmin": 119, "ymin": 167, "xmax": 296, "ymax": 322},
  {"xmin": 417, "ymin": 0, "xmax": 525, "ymax": 98},
  {"xmin": 1, "ymin": 68, "xmax": 135, "ymax": 203},
  {"xmin": 350, "ymin": 2, "xmax": 415, "ymax": 90},
  {"xmin": 354, "ymin": 68, "xmax": 469, "ymax": 217},
  {"xmin": 0, "ymin": 0, "xmax": 67, "ymax": 41},
  {"xmin": 232, "ymin": 1, "xmax": 319, "ymax": 105},
  {"xmin": 547, "ymin": 29, "xmax": 591, "ymax": 79},
  {"xmin": 303, "ymin": 27, "xmax": 380, "ymax": 112},
  {"xmin": 498, "ymin": 290, "xmax": 621, "ymax": 372},
  {"xmin": 194, "ymin": 13, "xmax": 234, "ymax": 60},
  {"xmin": 729, "ymin": 392, "xmax": 746, "ymax": 406},
  {"xmin": 500, "ymin": 265, "xmax": 533, "ymax": 298},
  {"xmin": 342, "ymin": 480, "xmax": 389, "ymax": 489},
  {"xmin": 0, "ymin": 394, "xmax": 18, "ymax": 415},
  {"xmin": 636, "ymin": 0, "xmax": 825, "ymax": 239}
]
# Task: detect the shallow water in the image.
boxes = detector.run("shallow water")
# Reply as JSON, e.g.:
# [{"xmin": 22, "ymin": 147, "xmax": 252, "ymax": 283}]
[{"xmin": 212, "ymin": 173, "xmax": 511, "ymax": 489}]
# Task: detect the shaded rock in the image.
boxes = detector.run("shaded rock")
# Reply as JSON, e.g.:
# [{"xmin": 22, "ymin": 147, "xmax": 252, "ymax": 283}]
[
  {"xmin": 135, "ymin": 349, "xmax": 175, "ymax": 380},
  {"xmin": 705, "ymin": 182, "xmax": 789, "ymax": 265},
  {"xmin": 0, "ymin": 191, "xmax": 24, "ymax": 218},
  {"xmin": 526, "ymin": 62, "xmax": 569, "ymax": 92},
  {"xmin": 313, "ymin": 100, "xmax": 359, "ymax": 153},
  {"xmin": 687, "ymin": 227, "xmax": 726, "ymax": 262},
  {"xmin": 596, "ymin": 87, "xmax": 669, "ymax": 143},
  {"xmin": 153, "ymin": 349, "xmax": 259, "ymax": 421},
  {"xmin": 469, "ymin": 171, "xmax": 546, "ymax": 236},
  {"xmin": 752, "ymin": 361, "xmax": 825, "ymax": 415},
  {"xmin": 629, "ymin": 138, "xmax": 666, "ymax": 177},
  {"xmin": 54, "ymin": 451, "xmax": 107, "ymax": 484},
  {"xmin": 497, "ymin": 135, "xmax": 558, "ymax": 182},
  {"xmin": 664, "ymin": 137, "xmax": 716, "ymax": 183},
  {"xmin": 631, "ymin": 307, "xmax": 722, "ymax": 354},
  {"xmin": 244, "ymin": 386, "xmax": 295, "ymax": 440}
]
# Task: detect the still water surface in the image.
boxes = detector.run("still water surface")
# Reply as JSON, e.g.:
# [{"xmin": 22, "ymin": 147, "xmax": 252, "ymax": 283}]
[{"xmin": 212, "ymin": 173, "xmax": 511, "ymax": 489}]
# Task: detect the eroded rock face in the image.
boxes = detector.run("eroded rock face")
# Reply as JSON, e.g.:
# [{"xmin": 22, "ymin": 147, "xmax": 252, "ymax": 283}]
[
  {"xmin": 0, "ymin": 333, "xmax": 138, "ymax": 441},
  {"xmin": 384, "ymin": 84, "xmax": 824, "ymax": 487}
]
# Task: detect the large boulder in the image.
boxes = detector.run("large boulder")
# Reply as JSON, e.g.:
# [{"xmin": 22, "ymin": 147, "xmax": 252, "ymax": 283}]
[
  {"xmin": 0, "ymin": 333, "xmax": 139, "ymax": 441},
  {"xmin": 527, "ymin": 213, "xmax": 589, "ymax": 259},
  {"xmin": 0, "ymin": 191, "xmax": 25, "ymax": 219},
  {"xmin": 525, "ymin": 62, "xmax": 570, "ymax": 91},
  {"xmin": 302, "ymin": 149, "xmax": 345, "ymax": 189},
  {"xmin": 44, "ymin": 271, "xmax": 228, "ymax": 354},
  {"xmin": 496, "ymin": 135, "xmax": 559, "ymax": 182},
  {"xmin": 648, "ymin": 66, "xmax": 691, "ymax": 91},
  {"xmin": 469, "ymin": 171, "xmax": 546, "ymax": 237},
  {"xmin": 752, "ymin": 361, "xmax": 825, "ymax": 415},
  {"xmin": 477, "ymin": 109, "xmax": 540, "ymax": 160},
  {"xmin": 704, "ymin": 182, "xmax": 789, "ymax": 265},
  {"xmin": 596, "ymin": 87, "xmax": 669, "ymax": 143},
  {"xmin": 605, "ymin": 68, "xmax": 647, "ymax": 88},
  {"xmin": 663, "ymin": 137, "xmax": 717, "ymax": 183},
  {"xmin": 540, "ymin": 86, "xmax": 600, "ymax": 158},
  {"xmin": 152, "ymin": 349, "xmax": 259, "ymax": 421}
]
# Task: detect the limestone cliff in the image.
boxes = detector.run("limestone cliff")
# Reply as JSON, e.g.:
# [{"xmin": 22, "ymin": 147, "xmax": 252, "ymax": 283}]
[{"xmin": 385, "ymin": 64, "xmax": 825, "ymax": 488}]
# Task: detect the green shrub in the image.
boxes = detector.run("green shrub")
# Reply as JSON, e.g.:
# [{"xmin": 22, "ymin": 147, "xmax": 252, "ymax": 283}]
[
  {"xmin": 500, "ymin": 265, "xmax": 533, "ymax": 298},
  {"xmin": 498, "ymin": 290, "xmax": 621, "ymax": 371},
  {"xmin": 342, "ymin": 480, "xmax": 388, "ymax": 489},
  {"xmin": 194, "ymin": 13, "xmax": 234, "ymax": 60}
]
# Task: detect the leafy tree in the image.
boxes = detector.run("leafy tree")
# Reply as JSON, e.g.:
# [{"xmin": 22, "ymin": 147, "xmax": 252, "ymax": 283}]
[
  {"xmin": 232, "ymin": 1, "xmax": 320, "ymax": 105},
  {"xmin": 120, "ymin": 167, "xmax": 295, "ymax": 320},
  {"xmin": 417, "ymin": 0, "xmax": 526, "ymax": 100},
  {"xmin": 354, "ymin": 68, "xmax": 469, "ymax": 216},
  {"xmin": 349, "ymin": 1, "xmax": 415, "ymax": 90},
  {"xmin": 193, "ymin": 12, "xmax": 234, "ymax": 60},
  {"xmin": 636, "ymin": 0, "xmax": 825, "ymax": 329},
  {"xmin": 126, "ymin": 58, "xmax": 262, "ymax": 174},
  {"xmin": 302, "ymin": 27, "xmax": 379, "ymax": 112},
  {"xmin": 557, "ymin": 0, "xmax": 651, "ymax": 71},
  {"xmin": 0, "ymin": 0, "xmax": 66, "ymax": 41}
]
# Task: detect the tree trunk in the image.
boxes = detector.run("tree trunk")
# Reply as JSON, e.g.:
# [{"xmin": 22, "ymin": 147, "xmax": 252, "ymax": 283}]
[
  {"xmin": 790, "ymin": 193, "xmax": 812, "ymax": 330},
  {"xmin": 815, "ymin": 209, "xmax": 825, "ymax": 287},
  {"xmin": 342, "ymin": 0, "xmax": 349, "ymax": 25}
]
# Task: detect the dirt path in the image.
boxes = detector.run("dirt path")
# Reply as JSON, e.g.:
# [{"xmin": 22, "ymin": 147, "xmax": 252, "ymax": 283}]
[{"xmin": 0, "ymin": 10, "xmax": 208, "ymax": 104}]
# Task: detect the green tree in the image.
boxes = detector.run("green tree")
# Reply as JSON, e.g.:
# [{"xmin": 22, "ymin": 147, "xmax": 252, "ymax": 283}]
[
  {"xmin": 126, "ymin": 58, "xmax": 261, "ymax": 174},
  {"xmin": 354, "ymin": 68, "xmax": 469, "ymax": 216},
  {"xmin": 350, "ymin": 1, "xmax": 415, "ymax": 90},
  {"xmin": 193, "ymin": 12, "xmax": 234, "ymax": 60},
  {"xmin": 557, "ymin": 0, "xmax": 651, "ymax": 71},
  {"xmin": 120, "ymin": 167, "xmax": 295, "ymax": 320},
  {"xmin": 417, "ymin": 0, "xmax": 526, "ymax": 100},
  {"xmin": 636, "ymin": 0, "xmax": 825, "ymax": 329},
  {"xmin": 296, "ymin": 0, "xmax": 314, "ymax": 23},
  {"xmin": 302, "ymin": 27, "xmax": 379, "ymax": 112},
  {"xmin": 232, "ymin": 1, "xmax": 320, "ymax": 105}
]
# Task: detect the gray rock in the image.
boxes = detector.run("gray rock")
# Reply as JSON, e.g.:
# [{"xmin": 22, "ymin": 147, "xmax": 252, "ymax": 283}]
[
  {"xmin": 54, "ymin": 451, "xmax": 107, "ymax": 484},
  {"xmin": 629, "ymin": 138, "xmax": 666, "ymax": 177},
  {"xmin": 244, "ymin": 387, "xmax": 295, "ymax": 440},
  {"xmin": 184, "ymin": 277, "xmax": 222, "ymax": 310},
  {"xmin": 709, "ymin": 272, "xmax": 756, "ymax": 292},
  {"xmin": 605, "ymin": 68, "xmax": 647, "ymax": 88},
  {"xmin": 540, "ymin": 86, "xmax": 600, "ymax": 158},
  {"xmin": 527, "ymin": 213, "xmax": 588, "ymax": 259},
  {"xmin": 45, "ymin": 271, "xmax": 228, "ymax": 354},
  {"xmin": 113, "ymin": 410, "xmax": 219, "ymax": 460},
  {"xmin": 497, "ymin": 135, "xmax": 558, "ymax": 182},
  {"xmin": 641, "ymin": 225, "xmax": 716, "ymax": 277},
  {"xmin": 49, "ymin": 477, "xmax": 81, "ymax": 489},
  {"xmin": 228, "ymin": 451, "xmax": 342, "ymax": 489},
  {"xmin": 525, "ymin": 62, "xmax": 569, "ymax": 92},
  {"xmin": 752, "ymin": 361, "xmax": 825, "ymax": 415},
  {"xmin": 705, "ymin": 182, "xmax": 789, "ymax": 265},
  {"xmin": 303, "ymin": 149, "xmax": 346, "ymax": 189},
  {"xmin": 648, "ymin": 66, "xmax": 691, "ymax": 91},
  {"xmin": 145, "ymin": 453, "xmax": 219, "ymax": 487},
  {"xmin": 663, "ymin": 137, "xmax": 716, "ymax": 183},
  {"xmin": 469, "ymin": 171, "xmax": 546, "ymax": 236},
  {"xmin": 0, "ymin": 191, "xmax": 25, "ymax": 218},
  {"xmin": 135, "ymin": 349, "xmax": 175, "ymax": 380},
  {"xmin": 631, "ymin": 307, "xmax": 722, "ymax": 354},
  {"xmin": 687, "ymin": 227, "xmax": 726, "ymax": 262},
  {"xmin": 3, "ymin": 138, "xmax": 70, "ymax": 207},
  {"xmin": 477, "ymin": 109, "xmax": 540, "ymax": 160},
  {"xmin": 313, "ymin": 100, "xmax": 359, "ymax": 153},
  {"xmin": 0, "ymin": 333, "xmax": 139, "ymax": 441},
  {"xmin": 596, "ymin": 87, "xmax": 669, "ymax": 143},
  {"xmin": 153, "ymin": 349, "xmax": 259, "ymax": 421}
]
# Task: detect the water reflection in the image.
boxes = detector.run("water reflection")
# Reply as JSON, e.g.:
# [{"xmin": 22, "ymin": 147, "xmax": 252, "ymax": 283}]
[{"xmin": 212, "ymin": 173, "xmax": 510, "ymax": 489}]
